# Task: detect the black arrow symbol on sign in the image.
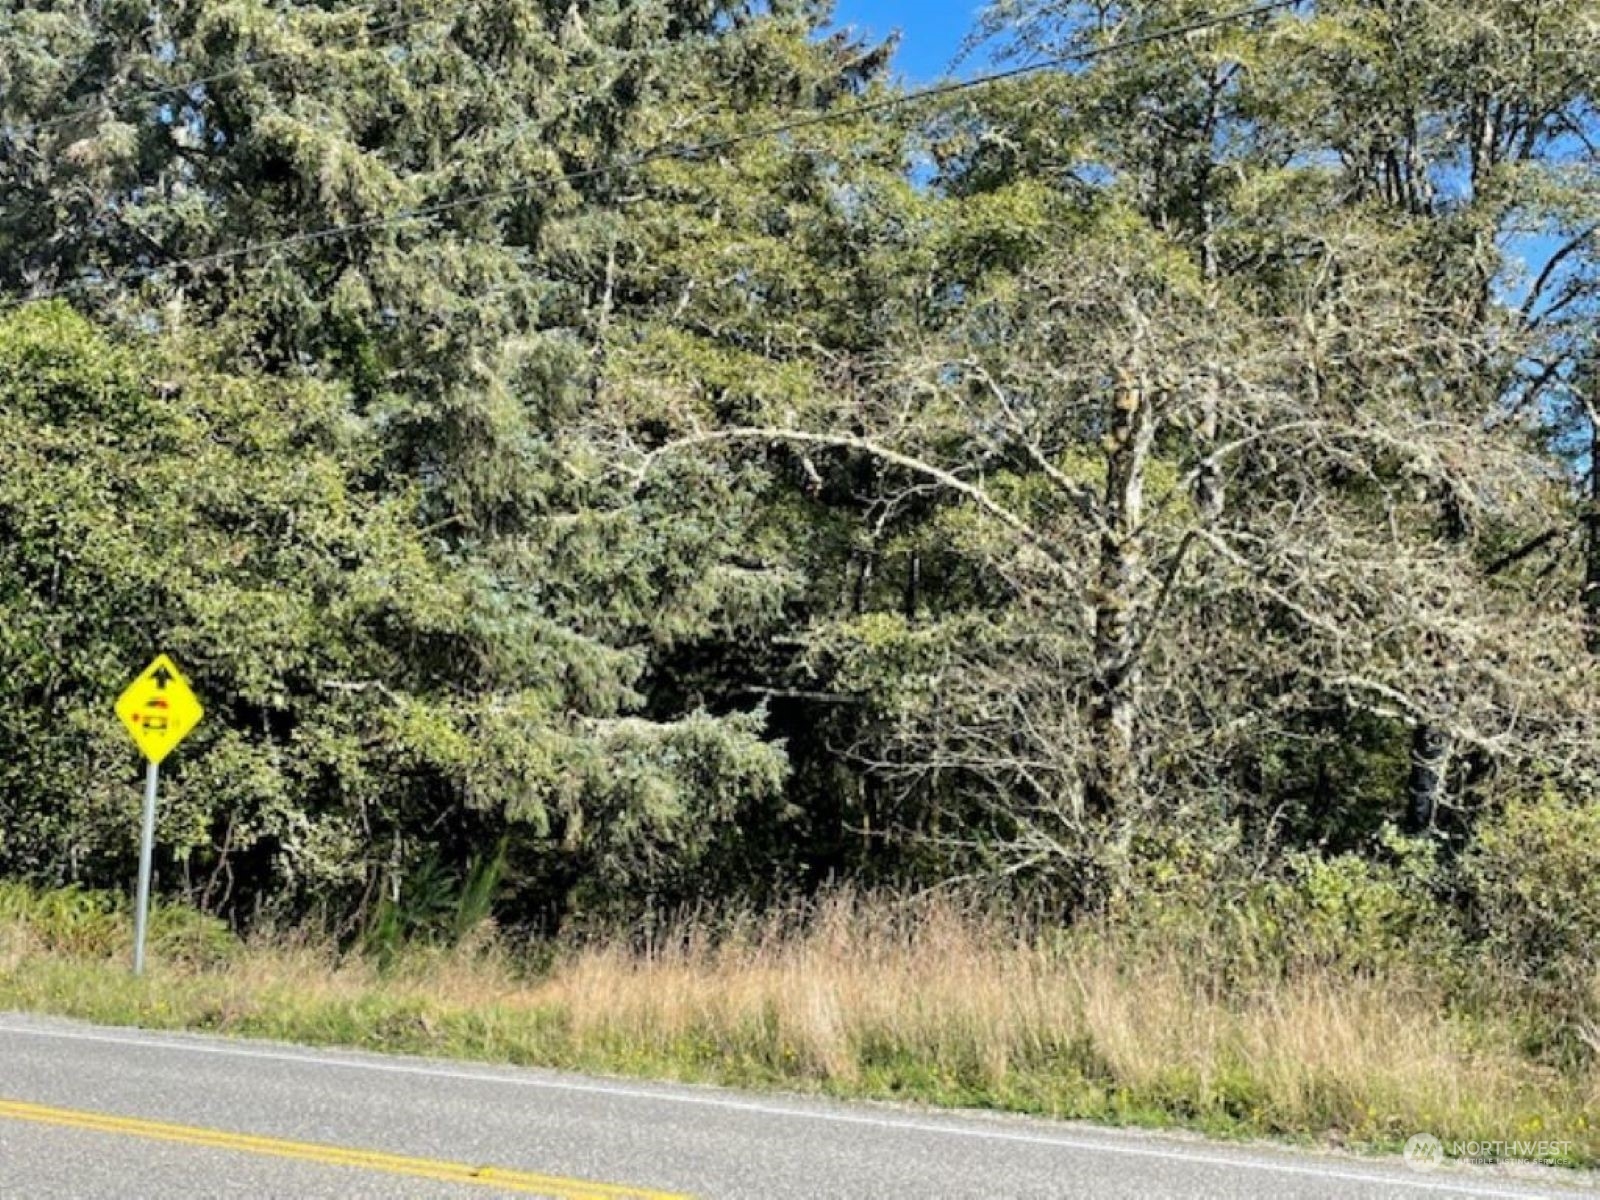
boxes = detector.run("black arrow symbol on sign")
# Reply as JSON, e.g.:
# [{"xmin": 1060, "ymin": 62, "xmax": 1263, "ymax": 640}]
[{"xmin": 152, "ymin": 665, "xmax": 173, "ymax": 690}]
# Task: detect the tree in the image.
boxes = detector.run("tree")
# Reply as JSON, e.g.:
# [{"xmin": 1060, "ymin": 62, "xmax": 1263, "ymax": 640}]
[
  {"xmin": 0, "ymin": 2, "xmax": 898, "ymax": 922},
  {"xmin": 626, "ymin": 0, "xmax": 1600, "ymax": 904},
  {"xmin": 4, "ymin": 0, "xmax": 1596, "ymax": 925}
]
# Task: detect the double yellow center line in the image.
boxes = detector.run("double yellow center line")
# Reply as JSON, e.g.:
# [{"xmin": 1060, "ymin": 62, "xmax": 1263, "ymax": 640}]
[{"xmin": 0, "ymin": 1098, "xmax": 691, "ymax": 1199}]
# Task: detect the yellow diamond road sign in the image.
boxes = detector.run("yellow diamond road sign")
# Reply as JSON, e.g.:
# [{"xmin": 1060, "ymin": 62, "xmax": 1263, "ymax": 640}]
[{"xmin": 116, "ymin": 654, "xmax": 203, "ymax": 764}]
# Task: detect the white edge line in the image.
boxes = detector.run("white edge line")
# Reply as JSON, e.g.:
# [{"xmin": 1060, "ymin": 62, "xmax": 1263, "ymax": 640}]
[{"xmin": 0, "ymin": 1018, "xmax": 1577, "ymax": 1200}]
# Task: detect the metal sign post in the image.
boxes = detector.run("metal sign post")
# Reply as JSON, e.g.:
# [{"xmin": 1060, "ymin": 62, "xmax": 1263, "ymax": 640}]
[
  {"xmin": 132, "ymin": 761, "xmax": 160, "ymax": 976},
  {"xmin": 115, "ymin": 654, "xmax": 204, "ymax": 977}
]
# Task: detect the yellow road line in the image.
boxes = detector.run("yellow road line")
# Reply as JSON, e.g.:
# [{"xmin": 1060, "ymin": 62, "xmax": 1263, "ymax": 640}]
[{"xmin": 0, "ymin": 1098, "xmax": 691, "ymax": 1200}]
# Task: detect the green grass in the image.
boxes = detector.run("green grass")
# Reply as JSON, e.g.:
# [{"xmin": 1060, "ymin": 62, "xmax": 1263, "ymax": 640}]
[{"xmin": 0, "ymin": 882, "xmax": 1593, "ymax": 1170}]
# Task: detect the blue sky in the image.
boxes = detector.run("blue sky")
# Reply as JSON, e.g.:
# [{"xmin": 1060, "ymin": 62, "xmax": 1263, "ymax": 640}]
[{"xmin": 832, "ymin": 1, "xmax": 987, "ymax": 81}]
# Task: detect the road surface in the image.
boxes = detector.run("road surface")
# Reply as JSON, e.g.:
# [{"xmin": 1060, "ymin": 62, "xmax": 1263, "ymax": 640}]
[{"xmin": 0, "ymin": 1013, "xmax": 1592, "ymax": 1198}]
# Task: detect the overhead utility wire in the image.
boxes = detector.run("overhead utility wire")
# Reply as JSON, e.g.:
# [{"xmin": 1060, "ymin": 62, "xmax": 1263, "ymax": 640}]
[{"xmin": 17, "ymin": 0, "xmax": 1301, "ymax": 305}]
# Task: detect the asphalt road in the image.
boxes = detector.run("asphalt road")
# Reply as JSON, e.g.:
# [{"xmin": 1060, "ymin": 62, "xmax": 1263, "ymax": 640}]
[{"xmin": 0, "ymin": 1013, "xmax": 1593, "ymax": 1199}]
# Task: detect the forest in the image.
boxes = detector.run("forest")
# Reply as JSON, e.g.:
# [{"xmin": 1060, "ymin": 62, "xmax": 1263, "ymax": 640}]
[{"xmin": 1, "ymin": 0, "xmax": 1598, "ymax": 1012}]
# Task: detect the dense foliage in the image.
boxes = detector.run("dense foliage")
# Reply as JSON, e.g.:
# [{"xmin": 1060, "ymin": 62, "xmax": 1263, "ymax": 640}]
[{"xmin": 1, "ymin": 0, "xmax": 1597, "ymax": 980}]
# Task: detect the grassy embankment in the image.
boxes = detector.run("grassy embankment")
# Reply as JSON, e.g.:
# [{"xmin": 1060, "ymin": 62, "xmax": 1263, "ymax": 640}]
[{"xmin": 0, "ymin": 882, "xmax": 1593, "ymax": 1167}]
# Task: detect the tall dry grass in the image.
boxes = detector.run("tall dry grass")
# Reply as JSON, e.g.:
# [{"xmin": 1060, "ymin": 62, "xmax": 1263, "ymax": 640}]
[
  {"xmin": 0, "ymin": 887, "xmax": 1594, "ymax": 1161},
  {"xmin": 528, "ymin": 894, "xmax": 1594, "ymax": 1148}
]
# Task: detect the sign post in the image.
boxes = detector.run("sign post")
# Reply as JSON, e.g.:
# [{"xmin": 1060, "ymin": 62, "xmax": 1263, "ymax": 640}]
[
  {"xmin": 115, "ymin": 654, "xmax": 204, "ymax": 976},
  {"xmin": 133, "ymin": 760, "xmax": 159, "ymax": 976}
]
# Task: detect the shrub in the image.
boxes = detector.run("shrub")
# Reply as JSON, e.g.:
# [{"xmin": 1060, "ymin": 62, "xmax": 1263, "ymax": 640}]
[
  {"xmin": 148, "ymin": 903, "xmax": 240, "ymax": 969},
  {"xmin": 1261, "ymin": 828, "xmax": 1458, "ymax": 974},
  {"xmin": 0, "ymin": 882, "xmax": 123, "ymax": 956},
  {"xmin": 1109, "ymin": 825, "xmax": 1458, "ymax": 979},
  {"xmin": 0, "ymin": 881, "xmax": 237, "ymax": 967},
  {"xmin": 1464, "ymin": 788, "xmax": 1600, "ymax": 988}
]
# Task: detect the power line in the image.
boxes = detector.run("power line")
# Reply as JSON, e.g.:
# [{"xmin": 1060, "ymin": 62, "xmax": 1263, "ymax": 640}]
[
  {"xmin": 12, "ymin": 5, "xmax": 449, "ymax": 138},
  {"xmin": 14, "ymin": 0, "xmax": 1301, "ymax": 306}
]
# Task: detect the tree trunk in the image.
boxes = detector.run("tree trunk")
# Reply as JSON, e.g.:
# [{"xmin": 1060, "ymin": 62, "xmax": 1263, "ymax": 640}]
[
  {"xmin": 1088, "ymin": 369, "xmax": 1153, "ymax": 815},
  {"xmin": 1585, "ymin": 416, "xmax": 1600, "ymax": 653},
  {"xmin": 1194, "ymin": 89, "xmax": 1225, "ymax": 527},
  {"xmin": 1405, "ymin": 723, "xmax": 1450, "ymax": 833},
  {"xmin": 1195, "ymin": 372, "xmax": 1224, "ymax": 524}
]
